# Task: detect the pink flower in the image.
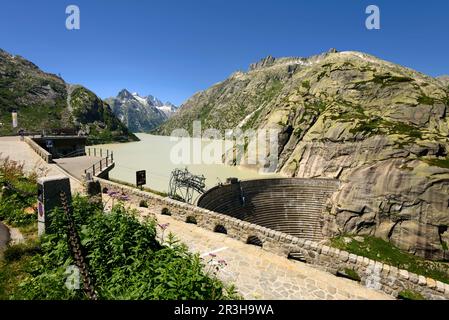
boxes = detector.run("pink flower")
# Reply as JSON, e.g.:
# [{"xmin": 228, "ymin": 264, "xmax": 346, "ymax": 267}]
[
  {"xmin": 158, "ymin": 223, "xmax": 170, "ymax": 230},
  {"xmin": 218, "ymin": 259, "xmax": 227, "ymax": 266}
]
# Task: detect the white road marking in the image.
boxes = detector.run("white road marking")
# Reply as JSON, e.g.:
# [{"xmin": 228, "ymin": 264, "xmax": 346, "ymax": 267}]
[{"xmin": 200, "ymin": 246, "xmax": 228, "ymax": 258}]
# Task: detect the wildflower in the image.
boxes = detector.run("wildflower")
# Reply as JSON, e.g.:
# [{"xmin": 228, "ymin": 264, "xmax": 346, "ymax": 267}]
[
  {"xmin": 119, "ymin": 194, "xmax": 130, "ymax": 201},
  {"xmin": 218, "ymin": 259, "xmax": 227, "ymax": 266},
  {"xmin": 158, "ymin": 223, "xmax": 170, "ymax": 230}
]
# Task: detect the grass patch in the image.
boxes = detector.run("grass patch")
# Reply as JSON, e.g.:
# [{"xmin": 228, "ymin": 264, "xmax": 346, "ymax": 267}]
[
  {"xmin": 108, "ymin": 178, "xmax": 168, "ymax": 198},
  {"xmin": 301, "ymin": 80, "xmax": 311, "ymax": 89},
  {"xmin": 0, "ymin": 245, "xmax": 35, "ymax": 300},
  {"xmin": 424, "ymin": 157, "xmax": 449, "ymax": 169},
  {"xmin": 348, "ymin": 117, "xmax": 423, "ymax": 139},
  {"xmin": 330, "ymin": 236, "xmax": 449, "ymax": 284},
  {"xmin": 398, "ymin": 290, "xmax": 426, "ymax": 301},
  {"xmin": 417, "ymin": 95, "xmax": 435, "ymax": 105},
  {"xmin": 337, "ymin": 268, "xmax": 361, "ymax": 282},
  {"xmin": 3, "ymin": 241, "xmax": 40, "ymax": 263}
]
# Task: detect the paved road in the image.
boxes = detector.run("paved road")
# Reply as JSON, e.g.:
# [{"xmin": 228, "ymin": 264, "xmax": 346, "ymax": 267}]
[
  {"xmin": 104, "ymin": 197, "xmax": 392, "ymax": 300},
  {"xmin": 0, "ymin": 136, "xmax": 83, "ymax": 193}
]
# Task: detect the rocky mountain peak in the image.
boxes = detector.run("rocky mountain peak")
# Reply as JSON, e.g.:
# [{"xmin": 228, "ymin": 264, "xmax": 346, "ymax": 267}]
[
  {"xmin": 249, "ymin": 55, "xmax": 276, "ymax": 71},
  {"xmin": 105, "ymin": 90, "xmax": 179, "ymax": 132},
  {"xmin": 117, "ymin": 89, "xmax": 134, "ymax": 100}
]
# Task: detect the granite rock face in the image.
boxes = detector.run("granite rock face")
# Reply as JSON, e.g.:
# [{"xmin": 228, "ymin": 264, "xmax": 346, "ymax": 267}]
[{"xmin": 158, "ymin": 50, "xmax": 449, "ymax": 260}]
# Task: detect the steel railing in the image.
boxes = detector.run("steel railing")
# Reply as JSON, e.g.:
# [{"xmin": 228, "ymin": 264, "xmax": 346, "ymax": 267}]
[{"xmin": 84, "ymin": 148, "xmax": 114, "ymax": 178}]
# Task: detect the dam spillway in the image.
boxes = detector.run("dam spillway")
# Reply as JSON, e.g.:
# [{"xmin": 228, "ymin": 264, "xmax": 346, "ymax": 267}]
[{"xmin": 197, "ymin": 178, "xmax": 340, "ymax": 241}]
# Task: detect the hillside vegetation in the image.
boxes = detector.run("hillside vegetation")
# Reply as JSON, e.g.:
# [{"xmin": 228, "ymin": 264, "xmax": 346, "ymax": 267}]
[{"xmin": 0, "ymin": 49, "xmax": 137, "ymax": 143}]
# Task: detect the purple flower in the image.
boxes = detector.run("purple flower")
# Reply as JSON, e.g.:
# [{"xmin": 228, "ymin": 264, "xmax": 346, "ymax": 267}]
[
  {"xmin": 218, "ymin": 259, "xmax": 227, "ymax": 266},
  {"xmin": 119, "ymin": 194, "xmax": 130, "ymax": 201},
  {"xmin": 158, "ymin": 223, "xmax": 170, "ymax": 230}
]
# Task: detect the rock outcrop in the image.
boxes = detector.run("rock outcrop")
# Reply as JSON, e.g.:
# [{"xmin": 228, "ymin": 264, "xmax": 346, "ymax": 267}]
[{"xmin": 158, "ymin": 50, "xmax": 449, "ymax": 260}]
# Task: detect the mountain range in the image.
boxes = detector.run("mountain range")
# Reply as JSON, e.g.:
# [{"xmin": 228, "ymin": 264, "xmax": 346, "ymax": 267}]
[
  {"xmin": 157, "ymin": 49, "xmax": 449, "ymax": 260},
  {"xmin": 105, "ymin": 90, "xmax": 177, "ymax": 133}
]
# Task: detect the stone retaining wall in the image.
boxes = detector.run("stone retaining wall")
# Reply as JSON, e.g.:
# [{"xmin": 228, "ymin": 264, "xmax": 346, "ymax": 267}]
[
  {"xmin": 96, "ymin": 178, "xmax": 449, "ymax": 300},
  {"xmin": 24, "ymin": 137, "xmax": 52, "ymax": 163}
]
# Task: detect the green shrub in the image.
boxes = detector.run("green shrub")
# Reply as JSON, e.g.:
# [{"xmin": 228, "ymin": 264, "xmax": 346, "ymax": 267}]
[
  {"xmin": 12, "ymin": 196, "xmax": 238, "ymax": 300},
  {"xmin": 0, "ymin": 157, "xmax": 38, "ymax": 228}
]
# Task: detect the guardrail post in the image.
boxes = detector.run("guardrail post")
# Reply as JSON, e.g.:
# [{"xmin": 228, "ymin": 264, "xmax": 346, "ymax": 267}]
[
  {"xmin": 93, "ymin": 166, "xmax": 96, "ymax": 176},
  {"xmin": 111, "ymin": 152, "xmax": 114, "ymax": 162},
  {"xmin": 100, "ymin": 160, "xmax": 103, "ymax": 172},
  {"xmin": 88, "ymin": 148, "xmax": 91, "ymax": 156},
  {"xmin": 94, "ymin": 149, "xmax": 96, "ymax": 157},
  {"xmin": 100, "ymin": 149, "xmax": 103, "ymax": 157}
]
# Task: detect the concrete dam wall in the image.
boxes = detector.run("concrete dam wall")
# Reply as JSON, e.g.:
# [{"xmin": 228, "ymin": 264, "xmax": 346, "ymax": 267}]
[{"xmin": 198, "ymin": 178, "xmax": 340, "ymax": 241}]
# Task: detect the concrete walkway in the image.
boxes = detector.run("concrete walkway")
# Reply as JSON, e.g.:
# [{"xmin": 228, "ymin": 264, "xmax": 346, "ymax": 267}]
[
  {"xmin": 104, "ymin": 197, "xmax": 392, "ymax": 300},
  {"xmin": 0, "ymin": 136, "xmax": 83, "ymax": 193},
  {"xmin": 54, "ymin": 156, "xmax": 101, "ymax": 181}
]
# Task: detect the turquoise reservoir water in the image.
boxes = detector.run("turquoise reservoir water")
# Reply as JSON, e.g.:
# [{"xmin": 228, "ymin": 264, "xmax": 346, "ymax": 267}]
[{"xmin": 97, "ymin": 134, "xmax": 280, "ymax": 194}]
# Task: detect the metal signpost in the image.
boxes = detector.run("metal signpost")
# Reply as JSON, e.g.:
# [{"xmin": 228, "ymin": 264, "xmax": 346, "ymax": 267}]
[{"xmin": 136, "ymin": 170, "xmax": 146, "ymax": 189}]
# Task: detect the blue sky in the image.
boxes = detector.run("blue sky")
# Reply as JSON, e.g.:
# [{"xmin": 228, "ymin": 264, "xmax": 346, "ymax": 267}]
[{"xmin": 0, "ymin": 0, "xmax": 448, "ymax": 105}]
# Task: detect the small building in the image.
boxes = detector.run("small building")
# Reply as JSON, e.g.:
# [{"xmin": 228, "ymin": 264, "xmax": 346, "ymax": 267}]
[{"xmin": 32, "ymin": 135, "xmax": 87, "ymax": 159}]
